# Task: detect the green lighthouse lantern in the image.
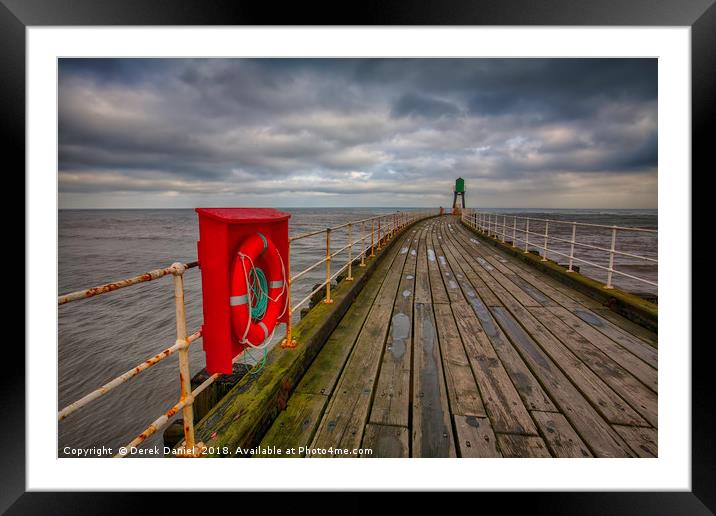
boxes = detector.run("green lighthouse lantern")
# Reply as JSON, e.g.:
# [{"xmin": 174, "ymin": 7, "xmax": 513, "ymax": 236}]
[
  {"xmin": 453, "ymin": 177, "xmax": 466, "ymax": 212},
  {"xmin": 455, "ymin": 177, "xmax": 465, "ymax": 193}
]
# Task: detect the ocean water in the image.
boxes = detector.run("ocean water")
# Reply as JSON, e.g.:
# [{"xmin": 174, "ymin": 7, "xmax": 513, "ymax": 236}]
[{"xmin": 57, "ymin": 207, "xmax": 657, "ymax": 456}]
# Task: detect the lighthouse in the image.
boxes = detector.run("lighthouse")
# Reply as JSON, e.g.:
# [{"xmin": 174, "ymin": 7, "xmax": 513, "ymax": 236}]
[{"xmin": 452, "ymin": 177, "xmax": 465, "ymax": 215}]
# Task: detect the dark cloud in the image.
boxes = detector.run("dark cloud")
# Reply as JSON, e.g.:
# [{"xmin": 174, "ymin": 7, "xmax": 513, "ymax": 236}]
[
  {"xmin": 58, "ymin": 58, "xmax": 657, "ymax": 208},
  {"xmin": 391, "ymin": 93, "xmax": 461, "ymax": 118}
]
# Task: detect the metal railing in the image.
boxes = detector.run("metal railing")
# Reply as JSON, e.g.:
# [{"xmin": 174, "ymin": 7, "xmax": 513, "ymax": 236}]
[
  {"xmin": 57, "ymin": 209, "xmax": 435, "ymax": 457},
  {"xmin": 460, "ymin": 209, "xmax": 657, "ymax": 290}
]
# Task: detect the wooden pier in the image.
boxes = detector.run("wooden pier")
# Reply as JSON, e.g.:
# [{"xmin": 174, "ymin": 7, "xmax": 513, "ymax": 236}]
[{"xmin": 197, "ymin": 215, "xmax": 658, "ymax": 458}]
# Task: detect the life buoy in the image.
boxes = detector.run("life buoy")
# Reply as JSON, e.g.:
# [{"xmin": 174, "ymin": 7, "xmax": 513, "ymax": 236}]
[{"xmin": 229, "ymin": 232, "xmax": 287, "ymax": 348}]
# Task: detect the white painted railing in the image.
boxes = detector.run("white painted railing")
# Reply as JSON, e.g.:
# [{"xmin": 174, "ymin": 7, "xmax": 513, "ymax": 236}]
[{"xmin": 461, "ymin": 209, "xmax": 657, "ymax": 291}]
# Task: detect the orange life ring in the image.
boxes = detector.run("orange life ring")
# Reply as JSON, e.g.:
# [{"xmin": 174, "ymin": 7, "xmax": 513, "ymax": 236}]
[{"xmin": 229, "ymin": 232, "xmax": 287, "ymax": 348}]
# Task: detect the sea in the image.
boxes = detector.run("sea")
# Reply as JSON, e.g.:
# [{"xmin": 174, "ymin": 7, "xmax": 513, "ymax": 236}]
[{"xmin": 58, "ymin": 207, "xmax": 657, "ymax": 456}]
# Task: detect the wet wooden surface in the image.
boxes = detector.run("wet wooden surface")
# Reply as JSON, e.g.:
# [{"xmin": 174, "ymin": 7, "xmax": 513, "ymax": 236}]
[{"xmin": 260, "ymin": 216, "xmax": 658, "ymax": 457}]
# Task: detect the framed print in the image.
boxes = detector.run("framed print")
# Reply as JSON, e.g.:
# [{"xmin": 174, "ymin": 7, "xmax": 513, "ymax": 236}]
[{"xmin": 5, "ymin": 0, "xmax": 713, "ymax": 512}]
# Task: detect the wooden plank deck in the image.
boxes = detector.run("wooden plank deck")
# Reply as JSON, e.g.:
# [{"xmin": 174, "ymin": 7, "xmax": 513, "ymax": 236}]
[{"xmin": 259, "ymin": 216, "xmax": 658, "ymax": 458}]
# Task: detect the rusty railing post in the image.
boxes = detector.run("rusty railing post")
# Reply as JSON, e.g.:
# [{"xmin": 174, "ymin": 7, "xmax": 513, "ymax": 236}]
[
  {"xmin": 346, "ymin": 222, "xmax": 354, "ymax": 281},
  {"xmin": 512, "ymin": 216, "xmax": 517, "ymax": 246},
  {"xmin": 171, "ymin": 263, "xmax": 195, "ymax": 453},
  {"xmin": 281, "ymin": 238, "xmax": 297, "ymax": 348},
  {"xmin": 377, "ymin": 218, "xmax": 382, "ymax": 250},
  {"xmin": 359, "ymin": 221, "xmax": 366, "ymax": 267},
  {"xmin": 542, "ymin": 222, "xmax": 549, "ymax": 261},
  {"xmin": 370, "ymin": 219, "xmax": 375, "ymax": 257},
  {"xmin": 524, "ymin": 218, "xmax": 530, "ymax": 253},
  {"xmin": 325, "ymin": 228, "xmax": 334, "ymax": 303}
]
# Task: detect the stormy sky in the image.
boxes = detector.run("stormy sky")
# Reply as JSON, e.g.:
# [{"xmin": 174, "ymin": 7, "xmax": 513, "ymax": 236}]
[{"xmin": 58, "ymin": 58, "xmax": 657, "ymax": 209}]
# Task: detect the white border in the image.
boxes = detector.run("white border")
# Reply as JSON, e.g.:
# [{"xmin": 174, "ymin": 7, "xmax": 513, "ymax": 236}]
[{"xmin": 28, "ymin": 27, "xmax": 690, "ymax": 491}]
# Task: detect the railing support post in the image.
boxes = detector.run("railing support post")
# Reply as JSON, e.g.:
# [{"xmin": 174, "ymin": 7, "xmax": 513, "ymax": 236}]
[
  {"xmin": 542, "ymin": 222, "xmax": 549, "ymax": 261},
  {"xmin": 370, "ymin": 219, "xmax": 375, "ymax": 257},
  {"xmin": 346, "ymin": 223, "xmax": 354, "ymax": 281},
  {"xmin": 377, "ymin": 218, "xmax": 382, "ymax": 250},
  {"xmin": 524, "ymin": 218, "xmax": 530, "ymax": 253},
  {"xmin": 605, "ymin": 226, "xmax": 617, "ymax": 289},
  {"xmin": 171, "ymin": 263, "xmax": 196, "ymax": 453},
  {"xmin": 359, "ymin": 221, "xmax": 366, "ymax": 267},
  {"xmin": 567, "ymin": 222, "xmax": 576, "ymax": 272},
  {"xmin": 324, "ymin": 228, "xmax": 334, "ymax": 303},
  {"xmin": 281, "ymin": 239, "xmax": 297, "ymax": 348},
  {"xmin": 512, "ymin": 216, "xmax": 517, "ymax": 247},
  {"xmin": 502, "ymin": 215, "xmax": 507, "ymax": 242}
]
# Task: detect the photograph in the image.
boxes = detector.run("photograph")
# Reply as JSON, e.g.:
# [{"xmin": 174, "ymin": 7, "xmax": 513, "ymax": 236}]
[{"xmin": 57, "ymin": 57, "xmax": 659, "ymax": 460}]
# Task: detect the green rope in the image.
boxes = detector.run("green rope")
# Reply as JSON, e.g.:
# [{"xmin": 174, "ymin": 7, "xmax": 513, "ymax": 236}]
[
  {"xmin": 244, "ymin": 347, "xmax": 268, "ymax": 375},
  {"xmin": 248, "ymin": 266, "xmax": 269, "ymax": 321}
]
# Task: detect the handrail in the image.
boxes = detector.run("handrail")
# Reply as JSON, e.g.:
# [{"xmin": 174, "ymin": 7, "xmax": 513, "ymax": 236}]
[
  {"xmin": 461, "ymin": 209, "xmax": 657, "ymax": 291},
  {"xmin": 57, "ymin": 209, "xmax": 436, "ymax": 457}
]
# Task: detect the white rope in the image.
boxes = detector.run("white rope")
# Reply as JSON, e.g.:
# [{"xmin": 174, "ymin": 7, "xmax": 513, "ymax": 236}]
[{"xmin": 235, "ymin": 241, "xmax": 288, "ymax": 350}]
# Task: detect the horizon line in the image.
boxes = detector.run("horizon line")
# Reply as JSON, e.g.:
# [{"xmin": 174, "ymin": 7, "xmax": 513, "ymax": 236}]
[{"xmin": 58, "ymin": 206, "xmax": 659, "ymax": 211}]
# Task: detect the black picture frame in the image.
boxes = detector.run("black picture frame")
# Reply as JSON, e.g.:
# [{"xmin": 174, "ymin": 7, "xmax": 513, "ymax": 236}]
[{"xmin": 5, "ymin": 0, "xmax": 711, "ymax": 513}]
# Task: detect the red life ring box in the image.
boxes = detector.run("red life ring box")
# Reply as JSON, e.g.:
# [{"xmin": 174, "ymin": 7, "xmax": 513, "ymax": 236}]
[{"xmin": 195, "ymin": 208, "xmax": 291, "ymax": 374}]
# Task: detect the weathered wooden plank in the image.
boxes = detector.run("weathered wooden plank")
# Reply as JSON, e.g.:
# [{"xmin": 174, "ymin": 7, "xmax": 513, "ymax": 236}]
[
  {"xmin": 259, "ymin": 393, "xmax": 329, "ymax": 456},
  {"xmin": 613, "ymin": 425, "xmax": 658, "ymax": 457},
  {"xmin": 426, "ymin": 226, "xmax": 450, "ymax": 304},
  {"xmin": 362, "ymin": 424, "xmax": 410, "ymax": 458},
  {"xmin": 442, "ymin": 225, "xmax": 506, "ymax": 307},
  {"xmin": 433, "ymin": 303, "xmax": 487, "ymax": 417},
  {"xmin": 414, "ymin": 226, "xmax": 432, "ymax": 304},
  {"xmin": 535, "ymin": 307, "xmax": 658, "ymax": 427},
  {"xmin": 374, "ymin": 227, "xmax": 420, "ymax": 308},
  {"xmin": 311, "ymin": 230, "xmax": 416, "ymax": 455},
  {"xmin": 439, "ymin": 232, "xmax": 557, "ymax": 412},
  {"xmin": 503, "ymin": 272, "xmax": 559, "ymax": 307},
  {"xmin": 432, "ymin": 225, "xmax": 467, "ymax": 304},
  {"xmin": 454, "ymin": 228, "xmax": 608, "ymax": 320},
  {"xmin": 451, "ymin": 303, "xmax": 538, "ymax": 435},
  {"xmin": 453, "ymin": 415, "xmax": 502, "ymax": 457},
  {"xmin": 549, "ymin": 307, "xmax": 658, "ymax": 380},
  {"xmin": 490, "ymin": 305, "xmax": 633, "ymax": 457},
  {"xmin": 571, "ymin": 308, "xmax": 658, "ymax": 368},
  {"xmin": 531, "ymin": 411, "xmax": 593, "ymax": 458},
  {"xmin": 450, "ymin": 228, "xmax": 561, "ymax": 311},
  {"xmin": 547, "ymin": 306, "xmax": 657, "ymax": 387},
  {"xmin": 369, "ymin": 231, "xmax": 419, "ymax": 427},
  {"xmin": 475, "ymin": 254, "xmax": 542, "ymax": 307},
  {"xmin": 496, "ymin": 434, "xmax": 551, "ymax": 458},
  {"xmin": 595, "ymin": 307, "xmax": 658, "ymax": 348},
  {"xmin": 459, "ymin": 251, "xmax": 522, "ymax": 310},
  {"xmin": 412, "ymin": 302, "xmax": 456, "ymax": 457},
  {"xmin": 492, "ymin": 299, "xmax": 647, "ymax": 426}
]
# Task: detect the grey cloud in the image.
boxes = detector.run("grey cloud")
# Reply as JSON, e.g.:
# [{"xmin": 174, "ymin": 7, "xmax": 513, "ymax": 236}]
[
  {"xmin": 58, "ymin": 58, "xmax": 657, "ymax": 208},
  {"xmin": 391, "ymin": 93, "xmax": 461, "ymax": 118}
]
